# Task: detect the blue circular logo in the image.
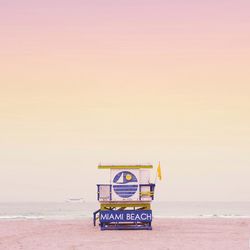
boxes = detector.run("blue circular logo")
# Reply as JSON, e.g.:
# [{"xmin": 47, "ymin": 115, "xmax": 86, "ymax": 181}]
[{"xmin": 113, "ymin": 171, "xmax": 138, "ymax": 198}]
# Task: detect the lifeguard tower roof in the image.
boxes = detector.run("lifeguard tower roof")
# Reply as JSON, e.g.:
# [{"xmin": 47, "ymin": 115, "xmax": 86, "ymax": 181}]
[{"xmin": 98, "ymin": 164, "xmax": 153, "ymax": 169}]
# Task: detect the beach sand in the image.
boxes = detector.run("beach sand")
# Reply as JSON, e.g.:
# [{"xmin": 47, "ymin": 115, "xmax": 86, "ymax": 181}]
[{"xmin": 0, "ymin": 218, "xmax": 250, "ymax": 250}]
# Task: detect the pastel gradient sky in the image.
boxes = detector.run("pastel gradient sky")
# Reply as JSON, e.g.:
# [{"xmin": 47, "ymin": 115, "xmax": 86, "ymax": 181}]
[{"xmin": 0, "ymin": 0, "xmax": 250, "ymax": 202}]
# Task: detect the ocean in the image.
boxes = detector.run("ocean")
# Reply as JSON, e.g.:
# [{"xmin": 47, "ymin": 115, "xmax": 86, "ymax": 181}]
[{"xmin": 1, "ymin": 202, "xmax": 250, "ymax": 220}]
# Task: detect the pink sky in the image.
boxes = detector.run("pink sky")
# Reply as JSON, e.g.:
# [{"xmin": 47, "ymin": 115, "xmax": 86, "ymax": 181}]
[{"xmin": 0, "ymin": 0, "xmax": 250, "ymax": 202}]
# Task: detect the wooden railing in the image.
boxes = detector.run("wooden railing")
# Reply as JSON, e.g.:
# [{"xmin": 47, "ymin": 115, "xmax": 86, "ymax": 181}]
[{"xmin": 97, "ymin": 184, "xmax": 155, "ymax": 201}]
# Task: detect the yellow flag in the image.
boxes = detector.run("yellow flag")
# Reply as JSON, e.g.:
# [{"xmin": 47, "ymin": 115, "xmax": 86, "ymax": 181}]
[{"xmin": 157, "ymin": 162, "xmax": 162, "ymax": 180}]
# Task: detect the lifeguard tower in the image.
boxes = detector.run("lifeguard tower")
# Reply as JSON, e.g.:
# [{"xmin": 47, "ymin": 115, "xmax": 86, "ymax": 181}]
[{"xmin": 93, "ymin": 164, "xmax": 155, "ymax": 230}]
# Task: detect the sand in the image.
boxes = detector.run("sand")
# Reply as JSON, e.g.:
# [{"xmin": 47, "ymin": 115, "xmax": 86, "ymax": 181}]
[{"xmin": 0, "ymin": 218, "xmax": 250, "ymax": 250}]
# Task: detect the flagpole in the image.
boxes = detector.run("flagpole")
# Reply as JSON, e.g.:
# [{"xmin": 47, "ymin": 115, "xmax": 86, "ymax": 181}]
[
  {"xmin": 154, "ymin": 169, "xmax": 158, "ymax": 184},
  {"xmin": 154, "ymin": 161, "xmax": 160, "ymax": 184}
]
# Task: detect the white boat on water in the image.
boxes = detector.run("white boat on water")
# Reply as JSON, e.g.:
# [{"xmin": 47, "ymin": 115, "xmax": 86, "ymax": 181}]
[{"xmin": 66, "ymin": 198, "xmax": 85, "ymax": 203}]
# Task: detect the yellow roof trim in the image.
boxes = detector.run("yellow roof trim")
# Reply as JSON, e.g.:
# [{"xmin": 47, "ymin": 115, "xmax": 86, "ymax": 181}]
[{"xmin": 98, "ymin": 165, "xmax": 153, "ymax": 169}]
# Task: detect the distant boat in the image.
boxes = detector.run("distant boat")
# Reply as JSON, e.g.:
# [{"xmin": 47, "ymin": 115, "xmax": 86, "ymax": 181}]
[{"xmin": 66, "ymin": 198, "xmax": 85, "ymax": 203}]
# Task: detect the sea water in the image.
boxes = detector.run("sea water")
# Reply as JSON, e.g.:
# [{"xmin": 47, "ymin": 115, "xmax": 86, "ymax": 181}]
[{"xmin": 0, "ymin": 202, "xmax": 250, "ymax": 220}]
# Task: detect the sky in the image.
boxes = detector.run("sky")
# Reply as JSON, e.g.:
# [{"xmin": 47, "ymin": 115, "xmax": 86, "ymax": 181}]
[{"xmin": 0, "ymin": 0, "xmax": 250, "ymax": 202}]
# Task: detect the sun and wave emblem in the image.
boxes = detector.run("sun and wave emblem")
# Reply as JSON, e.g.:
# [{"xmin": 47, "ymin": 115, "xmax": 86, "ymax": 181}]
[{"xmin": 113, "ymin": 171, "xmax": 138, "ymax": 198}]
